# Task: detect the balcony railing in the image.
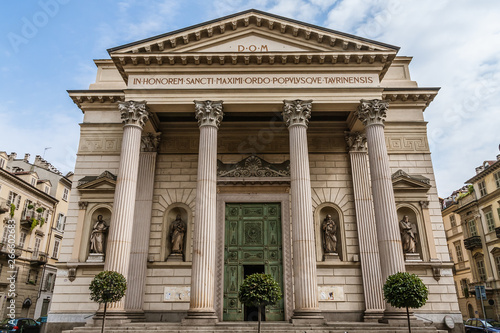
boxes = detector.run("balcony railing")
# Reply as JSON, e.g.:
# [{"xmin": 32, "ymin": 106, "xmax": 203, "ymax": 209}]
[
  {"xmin": 495, "ymin": 227, "xmax": 500, "ymax": 239},
  {"xmin": 30, "ymin": 252, "xmax": 48, "ymax": 265},
  {"xmin": 0, "ymin": 199, "xmax": 10, "ymax": 215},
  {"xmin": 464, "ymin": 236, "xmax": 482, "ymax": 250},
  {"xmin": 458, "ymin": 192, "xmax": 477, "ymax": 208}
]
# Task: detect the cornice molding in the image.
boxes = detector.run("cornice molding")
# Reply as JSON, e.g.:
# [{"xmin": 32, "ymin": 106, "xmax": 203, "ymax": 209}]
[{"xmin": 68, "ymin": 91, "xmax": 125, "ymax": 110}]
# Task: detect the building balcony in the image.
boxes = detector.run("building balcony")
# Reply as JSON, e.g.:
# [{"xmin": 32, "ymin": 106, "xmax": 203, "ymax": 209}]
[
  {"xmin": 496, "ymin": 227, "xmax": 500, "ymax": 239},
  {"xmin": 0, "ymin": 199, "xmax": 9, "ymax": 214},
  {"xmin": 464, "ymin": 236, "xmax": 482, "ymax": 250},
  {"xmin": 30, "ymin": 252, "xmax": 48, "ymax": 266},
  {"xmin": 458, "ymin": 192, "xmax": 477, "ymax": 208}
]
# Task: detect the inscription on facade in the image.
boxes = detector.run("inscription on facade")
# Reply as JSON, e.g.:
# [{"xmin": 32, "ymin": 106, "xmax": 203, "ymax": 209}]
[{"xmin": 129, "ymin": 74, "xmax": 379, "ymax": 89}]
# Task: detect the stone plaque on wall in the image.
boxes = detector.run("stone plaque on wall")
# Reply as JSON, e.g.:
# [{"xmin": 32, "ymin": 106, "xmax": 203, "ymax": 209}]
[
  {"xmin": 163, "ymin": 286, "xmax": 190, "ymax": 302},
  {"xmin": 318, "ymin": 286, "xmax": 345, "ymax": 302}
]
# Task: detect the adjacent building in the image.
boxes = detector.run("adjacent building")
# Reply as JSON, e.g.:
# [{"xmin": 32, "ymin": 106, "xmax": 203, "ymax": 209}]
[
  {"xmin": 443, "ymin": 154, "xmax": 500, "ymax": 320},
  {"xmin": 0, "ymin": 152, "xmax": 72, "ymax": 319},
  {"xmin": 48, "ymin": 9, "xmax": 462, "ymax": 333}
]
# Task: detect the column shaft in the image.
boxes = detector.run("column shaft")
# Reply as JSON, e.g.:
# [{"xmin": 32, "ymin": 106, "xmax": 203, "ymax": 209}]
[
  {"xmin": 348, "ymin": 145, "xmax": 385, "ymax": 319},
  {"xmin": 125, "ymin": 151, "xmax": 157, "ymax": 312},
  {"xmin": 190, "ymin": 126, "xmax": 217, "ymax": 314},
  {"xmin": 365, "ymin": 124, "xmax": 405, "ymax": 279},
  {"xmin": 105, "ymin": 124, "xmax": 142, "ymax": 310},
  {"xmin": 188, "ymin": 100, "xmax": 223, "ymax": 321},
  {"xmin": 282, "ymin": 100, "xmax": 322, "ymax": 320}
]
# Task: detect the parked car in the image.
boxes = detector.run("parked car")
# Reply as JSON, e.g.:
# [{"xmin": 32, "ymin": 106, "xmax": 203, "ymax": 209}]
[
  {"xmin": 0, "ymin": 318, "xmax": 40, "ymax": 333},
  {"xmin": 35, "ymin": 317, "xmax": 46, "ymax": 324},
  {"xmin": 465, "ymin": 318, "xmax": 500, "ymax": 332}
]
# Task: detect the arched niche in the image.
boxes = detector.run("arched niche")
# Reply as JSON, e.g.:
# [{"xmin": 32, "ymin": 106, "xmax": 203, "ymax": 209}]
[
  {"xmin": 314, "ymin": 203, "xmax": 346, "ymax": 262},
  {"xmin": 161, "ymin": 203, "xmax": 192, "ymax": 262},
  {"xmin": 80, "ymin": 205, "xmax": 112, "ymax": 262},
  {"xmin": 396, "ymin": 204, "xmax": 428, "ymax": 261}
]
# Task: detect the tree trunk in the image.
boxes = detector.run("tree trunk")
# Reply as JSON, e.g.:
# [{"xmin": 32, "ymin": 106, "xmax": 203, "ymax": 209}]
[
  {"xmin": 406, "ymin": 306, "xmax": 411, "ymax": 333},
  {"xmin": 258, "ymin": 305, "xmax": 262, "ymax": 333},
  {"xmin": 101, "ymin": 302, "xmax": 107, "ymax": 333}
]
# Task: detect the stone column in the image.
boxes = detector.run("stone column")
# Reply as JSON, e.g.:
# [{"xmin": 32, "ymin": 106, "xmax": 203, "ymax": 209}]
[
  {"xmin": 282, "ymin": 100, "xmax": 323, "ymax": 321},
  {"xmin": 355, "ymin": 99, "xmax": 405, "ymax": 318},
  {"xmin": 345, "ymin": 132, "xmax": 385, "ymax": 321},
  {"xmin": 104, "ymin": 101, "xmax": 149, "ymax": 311},
  {"xmin": 186, "ymin": 100, "xmax": 223, "ymax": 323},
  {"xmin": 125, "ymin": 133, "xmax": 160, "ymax": 318}
]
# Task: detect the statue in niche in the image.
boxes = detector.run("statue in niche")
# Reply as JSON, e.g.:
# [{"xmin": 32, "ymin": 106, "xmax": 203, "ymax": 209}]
[
  {"xmin": 89, "ymin": 215, "xmax": 108, "ymax": 254},
  {"xmin": 322, "ymin": 214, "xmax": 337, "ymax": 254},
  {"xmin": 169, "ymin": 214, "xmax": 186, "ymax": 255},
  {"xmin": 399, "ymin": 215, "xmax": 417, "ymax": 253}
]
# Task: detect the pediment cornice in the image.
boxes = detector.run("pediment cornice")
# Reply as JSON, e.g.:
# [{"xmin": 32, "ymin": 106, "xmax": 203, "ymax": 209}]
[
  {"xmin": 392, "ymin": 169, "xmax": 431, "ymax": 192},
  {"xmin": 107, "ymin": 10, "xmax": 399, "ymax": 83}
]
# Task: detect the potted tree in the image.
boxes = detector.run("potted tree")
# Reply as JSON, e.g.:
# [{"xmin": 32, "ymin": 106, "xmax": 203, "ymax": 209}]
[
  {"xmin": 89, "ymin": 271, "xmax": 127, "ymax": 333},
  {"xmin": 238, "ymin": 273, "xmax": 282, "ymax": 333},
  {"xmin": 383, "ymin": 272, "xmax": 428, "ymax": 333}
]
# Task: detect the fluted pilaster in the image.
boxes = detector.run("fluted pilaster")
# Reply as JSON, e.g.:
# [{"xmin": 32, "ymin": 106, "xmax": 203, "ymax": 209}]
[
  {"xmin": 188, "ymin": 100, "xmax": 223, "ymax": 320},
  {"xmin": 125, "ymin": 133, "xmax": 160, "ymax": 313},
  {"xmin": 105, "ymin": 101, "xmax": 149, "ymax": 311},
  {"xmin": 346, "ymin": 132, "xmax": 385, "ymax": 321},
  {"xmin": 283, "ymin": 100, "xmax": 322, "ymax": 319},
  {"xmin": 355, "ymin": 99, "xmax": 405, "ymax": 282}
]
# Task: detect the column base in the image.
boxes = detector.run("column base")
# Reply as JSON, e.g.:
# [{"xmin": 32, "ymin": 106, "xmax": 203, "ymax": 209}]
[
  {"xmin": 379, "ymin": 310, "xmax": 424, "ymax": 327},
  {"xmin": 363, "ymin": 309, "xmax": 384, "ymax": 322},
  {"xmin": 183, "ymin": 310, "xmax": 219, "ymax": 325},
  {"xmin": 291, "ymin": 310, "xmax": 325, "ymax": 325}
]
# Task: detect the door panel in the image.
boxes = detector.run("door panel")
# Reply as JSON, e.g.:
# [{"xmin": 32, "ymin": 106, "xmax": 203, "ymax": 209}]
[{"xmin": 223, "ymin": 203, "xmax": 284, "ymax": 321}]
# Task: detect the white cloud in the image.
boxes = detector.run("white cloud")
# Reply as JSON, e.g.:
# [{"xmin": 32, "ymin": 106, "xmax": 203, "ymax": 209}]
[{"xmin": 323, "ymin": 0, "xmax": 500, "ymax": 196}]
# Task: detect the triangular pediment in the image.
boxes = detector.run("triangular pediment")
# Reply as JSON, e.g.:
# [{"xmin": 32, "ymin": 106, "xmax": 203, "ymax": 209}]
[
  {"xmin": 392, "ymin": 170, "xmax": 431, "ymax": 192},
  {"xmin": 186, "ymin": 31, "xmax": 317, "ymax": 53},
  {"xmin": 108, "ymin": 9, "xmax": 398, "ymax": 55},
  {"xmin": 77, "ymin": 171, "xmax": 117, "ymax": 191}
]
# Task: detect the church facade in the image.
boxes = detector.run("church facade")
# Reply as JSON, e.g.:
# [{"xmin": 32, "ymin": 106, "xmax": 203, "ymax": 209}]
[{"xmin": 48, "ymin": 10, "xmax": 462, "ymax": 332}]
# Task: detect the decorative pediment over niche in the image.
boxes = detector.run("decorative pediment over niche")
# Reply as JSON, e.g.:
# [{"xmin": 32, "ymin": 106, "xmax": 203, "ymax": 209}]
[
  {"xmin": 391, "ymin": 169, "xmax": 431, "ymax": 192},
  {"xmin": 77, "ymin": 171, "xmax": 117, "ymax": 190},
  {"xmin": 491, "ymin": 247, "xmax": 500, "ymax": 256},
  {"xmin": 217, "ymin": 156, "xmax": 290, "ymax": 178}
]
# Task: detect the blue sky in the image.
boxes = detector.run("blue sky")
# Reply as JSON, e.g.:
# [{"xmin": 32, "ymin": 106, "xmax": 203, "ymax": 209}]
[{"xmin": 1, "ymin": 0, "xmax": 499, "ymax": 197}]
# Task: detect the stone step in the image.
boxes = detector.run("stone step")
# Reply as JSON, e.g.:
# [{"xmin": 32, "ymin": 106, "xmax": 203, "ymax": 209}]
[{"xmin": 63, "ymin": 322, "xmax": 446, "ymax": 333}]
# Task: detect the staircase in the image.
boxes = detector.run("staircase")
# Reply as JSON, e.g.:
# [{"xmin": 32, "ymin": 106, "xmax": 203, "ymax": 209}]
[{"xmin": 63, "ymin": 321, "xmax": 448, "ymax": 333}]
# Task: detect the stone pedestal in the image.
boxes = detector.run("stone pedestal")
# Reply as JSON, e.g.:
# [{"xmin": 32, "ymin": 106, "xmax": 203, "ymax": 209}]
[
  {"xmin": 167, "ymin": 253, "xmax": 184, "ymax": 262},
  {"xmin": 323, "ymin": 253, "xmax": 339, "ymax": 262},
  {"xmin": 345, "ymin": 132, "xmax": 385, "ymax": 321},
  {"xmin": 404, "ymin": 253, "xmax": 422, "ymax": 261},
  {"xmin": 104, "ymin": 101, "xmax": 149, "ymax": 312},
  {"xmin": 283, "ymin": 100, "xmax": 323, "ymax": 322},
  {"xmin": 86, "ymin": 253, "xmax": 104, "ymax": 263},
  {"xmin": 186, "ymin": 100, "xmax": 223, "ymax": 323}
]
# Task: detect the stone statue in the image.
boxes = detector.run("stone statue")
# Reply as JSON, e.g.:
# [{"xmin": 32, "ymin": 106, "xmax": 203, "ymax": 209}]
[
  {"xmin": 400, "ymin": 215, "xmax": 416, "ymax": 253},
  {"xmin": 170, "ymin": 214, "xmax": 186, "ymax": 254},
  {"xmin": 89, "ymin": 215, "xmax": 108, "ymax": 254},
  {"xmin": 322, "ymin": 214, "xmax": 337, "ymax": 253}
]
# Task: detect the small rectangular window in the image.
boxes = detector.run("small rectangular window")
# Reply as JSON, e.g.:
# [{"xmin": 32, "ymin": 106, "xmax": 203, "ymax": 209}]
[
  {"xmin": 450, "ymin": 215, "xmax": 457, "ymax": 227},
  {"xmin": 485, "ymin": 211, "xmax": 495, "ymax": 232},
  {"xmin": 477, "ymin": 259, "xmax": 487, "ymax": 281},
  {"xmin": 31, "ymin": 178, "xmax": 36, "ymax": 186},
  {"xmin": 19, "ymin": 232, "xmax": 27, "ymax": 248},
  {"xmin": 52, "ymin": 239, "xmax": 60, "ymax": 259},
  {"xmin": 468, "ymin": 219, "xmax": 478, "ymax": 237},
  {"xmin": 56, "ymin": 214, "xmax": 65, "ymax": 231},
  {"xmin": 479, "ymin": 181, "xmax": 487, "ymax": 197},
  {"xmin": 62, "ymin": 188, "xmax": 69, "ymax": 201},
  {"xmin": 0, "ymin": 159, "xmax": 5, "ymax": 169},
  {"xmin": 454, "ymin": 241, "xmax": 464, "ymax": 262},
  {"xmin": 33, "ymin": 237, "xmax": 41, "ymax": 259},
  {"xmin": 494, "ymin": 172, "xmax": 500, "ymax": 189}
]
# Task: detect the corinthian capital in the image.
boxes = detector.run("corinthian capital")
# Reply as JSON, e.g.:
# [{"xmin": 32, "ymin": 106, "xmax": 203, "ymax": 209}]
[
  {"xmin": 118, "ymin": 101, "xmax": 150, "ymax": 128},
  {"xmin": 141, "ymin": 132, "xmax": 161, "ymax": 152},
  {"xmin": 345, "ymin": 132, "xmax": 367, "ymax": 152},
  {"xmin": 282, "ymin": 99, "xmax": 312, "ymax": 128},
  {"xmin": 194, "ymin": 100, "xmax": 224, "ymax": 128},
  {"xmin": 355, "ymin": 99, "xmax": 389, "ymax": 127}
]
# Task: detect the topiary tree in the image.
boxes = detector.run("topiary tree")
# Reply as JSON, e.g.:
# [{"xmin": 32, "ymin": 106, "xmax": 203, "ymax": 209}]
[
  {"xmin": 89, "ymin": 271, "xmax": 127, "ymax": 333},
  {"xmin": 238, "ymin": 273, "xmax": 282, "ymax": 333},
  {"xmin": 383, "ymin": 272, "xmax": 428, "ymax": 333}
]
